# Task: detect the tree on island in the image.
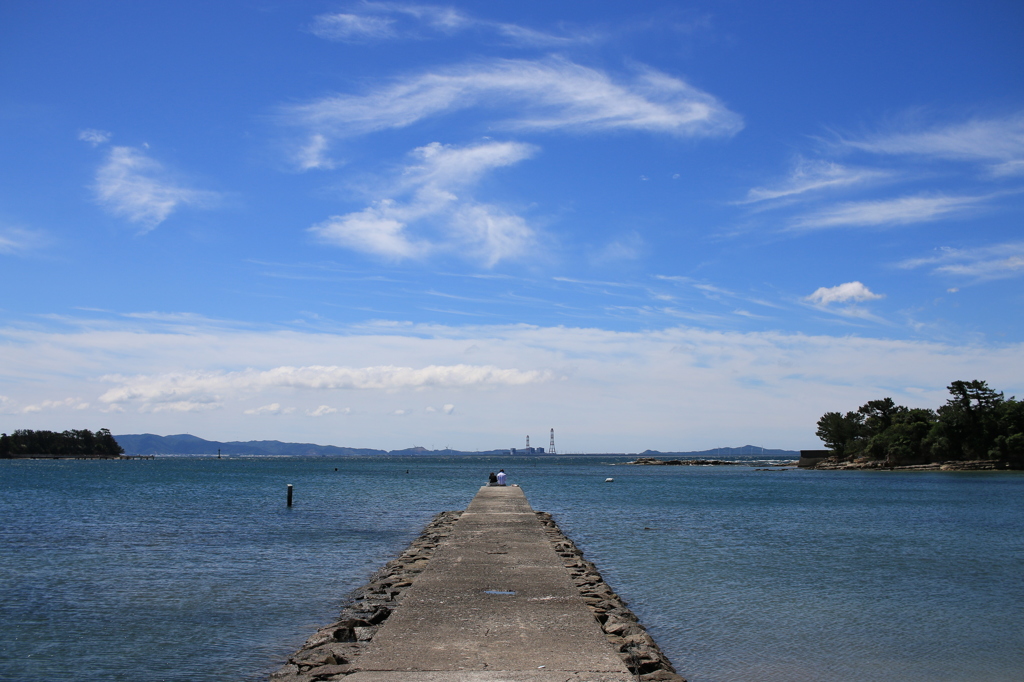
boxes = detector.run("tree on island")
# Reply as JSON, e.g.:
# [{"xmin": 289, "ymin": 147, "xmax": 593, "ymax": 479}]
[
  {"xmin": 0, "ymin": 428, "xmax": 125, "ymax": 457},
  {"xmin": 816, "ymin": 380, "xmax": 1024, "ymax": 468}
]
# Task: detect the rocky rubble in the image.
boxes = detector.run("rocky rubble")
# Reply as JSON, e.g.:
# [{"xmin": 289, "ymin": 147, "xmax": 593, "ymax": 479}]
[
  {"xmin": 269, "ymin": 510, "xmax": 463, "ymax": 682},
  {"xmin": 535, "ymin": 511, "xmax": 687, "ymax": 682},
  {"xmin": 270, "ymin": 507, "xmax": 687, "ymax": 682},
  {"xmin": 811, "ymin": 457, "xmax": 1007, "ymax": 471}
]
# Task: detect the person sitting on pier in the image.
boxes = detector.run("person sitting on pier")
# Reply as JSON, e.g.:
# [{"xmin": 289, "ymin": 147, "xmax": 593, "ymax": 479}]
[
  {"xmin": 496, "ymin": 469, "xmax": 507, "ymax": 486},
  {"xmin": 488, "ymin": 471, "xmax": 498, "ymax": 486}
]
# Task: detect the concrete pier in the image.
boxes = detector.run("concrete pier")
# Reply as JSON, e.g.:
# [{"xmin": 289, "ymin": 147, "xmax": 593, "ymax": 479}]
[{"xmin": 345, "ymin": 486, "xmax": 635, "ymax": 681}]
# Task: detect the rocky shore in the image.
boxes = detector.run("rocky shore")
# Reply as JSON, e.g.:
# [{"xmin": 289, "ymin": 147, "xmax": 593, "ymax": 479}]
[
  {"xmin": 271, "ymin": 508, "xmax": 685, "ymax": 682},
  {"xmin": 809, "ymin": 457, "xmax": 1009, "ymax": 471},
  {"xmin": 627, "ymin": 456, "xmax": 745, "ymax": 466}
]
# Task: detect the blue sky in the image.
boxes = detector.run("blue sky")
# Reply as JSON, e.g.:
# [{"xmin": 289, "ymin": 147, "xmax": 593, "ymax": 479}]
[{"xmin": 2, "ymin": 1, "xmax": 1023, "ymax": 452}]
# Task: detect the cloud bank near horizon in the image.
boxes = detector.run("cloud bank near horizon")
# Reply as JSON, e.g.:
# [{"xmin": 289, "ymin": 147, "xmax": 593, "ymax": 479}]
[{"xmin": 2, "ymin": 316, "xmax": 1021, "ymax": 451}]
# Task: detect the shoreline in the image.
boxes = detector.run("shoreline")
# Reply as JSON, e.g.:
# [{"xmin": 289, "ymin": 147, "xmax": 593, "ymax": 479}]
[
  {"xmin": 272, "ymin": 508, "xmax": 683, "ymax": 681},
  {"xmin": 807, "ymin": 457, "xmax": 1013, "ymax": 471}
]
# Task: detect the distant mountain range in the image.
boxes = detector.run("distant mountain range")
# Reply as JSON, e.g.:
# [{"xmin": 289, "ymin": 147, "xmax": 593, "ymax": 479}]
[
  {"xmin": 114, "ymin": 434, "xmax": 507, "ymax": 456},
  {"xmin": 640, "ymin": 446, "xmax": 798, "ymax": 457},
  {"xmin": 113, "ymin": 434, "xmax": 798, "ymax": 457}
]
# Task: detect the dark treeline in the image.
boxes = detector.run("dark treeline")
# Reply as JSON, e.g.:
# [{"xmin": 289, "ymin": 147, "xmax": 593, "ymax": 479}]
[
  {"xmin": 816, "ymin": 380, "xmax": 1024, "ymax": 468},
  {"xmin": 0, "ymin": 428, "xmax": 124, "ymax": 457}
]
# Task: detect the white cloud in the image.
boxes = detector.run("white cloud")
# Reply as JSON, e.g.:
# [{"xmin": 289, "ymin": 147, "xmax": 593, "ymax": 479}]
[
  {"xmin": 146, "ymin": 400, "xmax": 222, "ymax": 414},
  {"xmin": 450, "ymin": 204, "xmax": 533, "ymax": 266},
  {"xmin": 747, "ymin": 113, "xmax": 1024, "ymax": 239},
  {"xmin": 307, "ymin": 405, "xmax": 339, "ymax": 416},
  {"xmin": 790, "ymin": 193, "xmax": 987, "ymax": 230},
  {"xmin": 898, "ymin": 242, "xmax": 1024, "ymax": 281},
  {"xmin": 3, "ymin": 317, "xmax": 1024, "ymax": 451},
  {"xmin": 310, "ymin": 13, "xmax": 397, "ymax": 40},
  {"xmin": 78, "ymin": 129, "xmax": 112, "ymax": 146},
  {"xmin": 805, "ymin": 281, "xmax": 884, "ymax": 305},
  {"xmin": 310, "ymin": 4, "xmax": 587, "ymax": 46},
  {"xmin": 244, "ymin": 403, "xmax": 296, "ymax": 416},
  {"xmin": 743, "ymin": 160, "xmax": 888, "ymax": 203},
  {"xmin": 443, "ymin": 403, "xmax": 455, "ymax": 414},
  {"xmin": 93, "ymin": 146, "xmax": 220, "ymax": 232},
  {"xmin": 310, "ymin": 140, "xmax": 537, "ymax": 263},
  {"xmin": 285, "ymin": 57, "xmax": 742, "ymax": 140},
  {"xmin": 312, "ymin": 205, "xmax": 428, "ymax": 260},
  {"xmin": 589, "ymin": 232, "xmax": 644, "ymax": 265},
  {"xmin": 100, "ymin": 363, "xmax": 552, "ymax": 410},
  {"xmin": 21, "ymin": 397, "xmax": 91, "ymax": 413},
  {"xmin": 0, "ymin": 225, "xmax": 47, "ymax": 255},
  {"xmin": 991, "ymin": 159, "xmax": 1024, "ymax": 177},
  {"xmin": 840, "ymin": 113, "xmax": 1024, "ymax": 165},
  {"xmin": 294, "ymin": 133, "xmax": 337, "ymax": 171}
]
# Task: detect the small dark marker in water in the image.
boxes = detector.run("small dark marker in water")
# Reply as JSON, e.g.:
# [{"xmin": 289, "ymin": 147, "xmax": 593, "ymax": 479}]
[{"xmin": 334, "ymin": 468, "xmax": 338, "ymax": 471}]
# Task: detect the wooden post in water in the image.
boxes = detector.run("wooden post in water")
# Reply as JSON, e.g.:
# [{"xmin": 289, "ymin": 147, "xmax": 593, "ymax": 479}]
[{"xmin": 287, "ymin": 484, "xmax": 293, "ymax": 507}]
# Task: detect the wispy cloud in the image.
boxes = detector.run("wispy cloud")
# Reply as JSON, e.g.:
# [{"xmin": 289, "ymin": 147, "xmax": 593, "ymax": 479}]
[
  {"xmin": 293, "ymin": 133, "xmax": 337, "ymax": 171},
  {"xmin": 897, "ymin": 242, "xmax": 1024, "ymax": 281},
  {"xmin": 77, "ymin": 128, "xmax": 111, "ymax": 146},
  {"xmin": 310, "ymin": 140, "xmax": 537, "ymax": 264},
  {"xmin": 806, "ymin": 281, "xmax": 884, "ymax": 305},
  {"xmin": 745, "ymin": 113, "xmax": 1024, "ymax": 236},
  {"xmin": 285, "ymin": 57, "xmax": 743, "ymax": 145},
  {"xmin": 310, "ymin": 12, "xmax": 398, "ymax": 41},
  {"xmin": 742, "ymin": 159, "xmax": 888, "ymax": 203},
  {"xmin": 145, "ymin": 400, "xmax": 222, "ymax": 414},
  {"xmin": 92, "ymin": 146, "xmax": 220, "ymax": 232},
  {"xmin": 840, "ymin": 113, "xmax": 1024, "ymax": 167},
  {"xmin": 790, "ymin": 193, "xmax": 988, "ymax": 230},
  {"xmin": 21, "ymin": 397, "xmax": 90, "ymax": 413},
  {"xmin": 589, "ymin": 232, "xmax": 645, "ymax": 265},
  {"xmin": 310, "ymin": 3, "xmax": 591, "ymax": 46},
  {"xmin": 0, "ymin": 225, "xmax": 48, "ymax": 255}
]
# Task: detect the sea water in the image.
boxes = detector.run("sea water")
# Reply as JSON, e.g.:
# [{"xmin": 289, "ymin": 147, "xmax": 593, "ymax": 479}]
[{"xmin": 1, "ymin": 456, "xmax": 1021, "ymax": 682}]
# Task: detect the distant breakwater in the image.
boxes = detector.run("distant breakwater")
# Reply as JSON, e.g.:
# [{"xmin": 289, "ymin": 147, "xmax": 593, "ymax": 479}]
[{"xmin": 272, "ymin": 509, "xmax": 683, "ymax": 682}]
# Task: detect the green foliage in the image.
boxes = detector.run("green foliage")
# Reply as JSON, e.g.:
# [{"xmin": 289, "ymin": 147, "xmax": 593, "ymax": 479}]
[
  {"xmin": 816, "ymin": 381, "xmax": 1023, "ymax": 467},
  {"xmin": 815, "ymin": 411, "xmax": 863, "ymax": 457},
  {"xmin": 0, "ymin": 428, "xmax": 124, "ymax": 457}
]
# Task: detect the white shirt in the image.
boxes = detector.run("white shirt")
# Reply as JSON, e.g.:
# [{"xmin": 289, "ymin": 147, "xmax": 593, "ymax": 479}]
[{"xmin": 496, "ymin": 471, "xmax": 507, "ymax": 485}]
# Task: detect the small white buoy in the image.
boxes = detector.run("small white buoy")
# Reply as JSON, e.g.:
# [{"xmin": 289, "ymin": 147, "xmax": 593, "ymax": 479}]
[{"xmin": 605, "ymin": 477, "xmax": 614, "ymax": 482}]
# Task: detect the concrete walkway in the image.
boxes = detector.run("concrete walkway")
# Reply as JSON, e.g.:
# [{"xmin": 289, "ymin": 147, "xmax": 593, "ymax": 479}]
[{"xmin": 346, "ymin": 486, "xmax": 635, "ymax": 682}]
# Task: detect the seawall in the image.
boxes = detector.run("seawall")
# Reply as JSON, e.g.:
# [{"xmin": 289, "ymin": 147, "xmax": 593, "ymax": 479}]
[{"xmin": 272, "ymin": 486, "xmax": 684, "ymax": 681}]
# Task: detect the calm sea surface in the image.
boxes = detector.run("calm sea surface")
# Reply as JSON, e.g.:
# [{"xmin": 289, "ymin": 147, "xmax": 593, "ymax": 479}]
[{"xmin": 1, "ymin": 456, "xmax": 1022, "ymax": 682}]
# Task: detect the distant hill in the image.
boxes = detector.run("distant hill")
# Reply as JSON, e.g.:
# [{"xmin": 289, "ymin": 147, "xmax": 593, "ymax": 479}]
[
  {"xmin": 639, "ymin": 445, "xmax": 799, "ymax": 457},
  {"xmin": 113, "ymin": 434, "xmax": 387, "ymax": 457},
  {"xmin": 114, "ymin": 434, "xmax": 799, "ymax": 458}
]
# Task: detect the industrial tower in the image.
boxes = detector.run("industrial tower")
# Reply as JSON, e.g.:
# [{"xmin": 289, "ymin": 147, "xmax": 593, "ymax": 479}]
[{"xmin": 548, "ymin": 428, "xmax": 556, "ymax": 455}]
